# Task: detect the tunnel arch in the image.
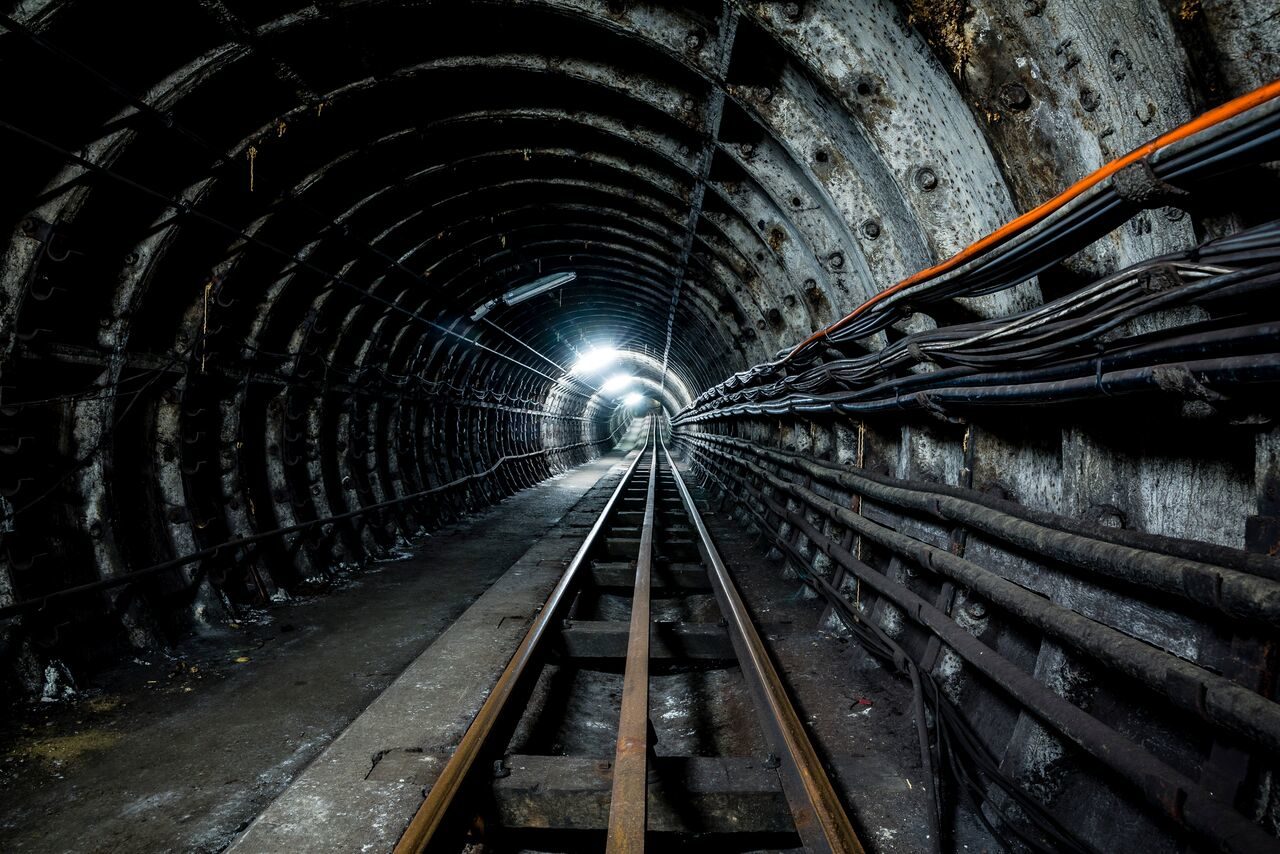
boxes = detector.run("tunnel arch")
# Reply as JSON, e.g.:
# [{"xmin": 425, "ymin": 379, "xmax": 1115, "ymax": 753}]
[{"xmin": 1, "ymin": 1, "xmax": 1279, "ymax": 851}]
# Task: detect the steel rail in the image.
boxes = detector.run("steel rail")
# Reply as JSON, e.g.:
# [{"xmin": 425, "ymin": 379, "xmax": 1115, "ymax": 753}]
[
  {"xmin": 661, "ymin": 435, "xmax": 867, "ymax": 854},
  {"xmin": 606, "ymin": 423, "xmax": 658, "ymax": 852},
  {"xmin": 394, "ymin": 420, "xmax": 652, "ymax": 853}
]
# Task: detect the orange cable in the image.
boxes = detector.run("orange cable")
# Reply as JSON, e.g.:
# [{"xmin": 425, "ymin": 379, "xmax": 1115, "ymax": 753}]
[{"xmin": 780, "ymin": 77, "xmax": 1280, "ymax": 365}]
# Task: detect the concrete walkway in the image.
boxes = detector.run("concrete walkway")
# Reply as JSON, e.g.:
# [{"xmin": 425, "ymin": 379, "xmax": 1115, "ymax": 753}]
[{"xmin": 229, "ymin": 439, "xmax": 643, "ymax": 852}]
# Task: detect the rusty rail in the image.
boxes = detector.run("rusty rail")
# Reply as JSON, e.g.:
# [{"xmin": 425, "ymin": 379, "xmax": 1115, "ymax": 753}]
[
  {"xmin": 395, "ymin": 418, "xmax": 865, "ymax": 852},
  {"xmin": 605, "ymin": 423, "xmax": 658, "ymax": 852},
  {"xmin": 394, "ymin": 422, "xmax": 652, "ymax": 853},
  {"xmin": 662, "ymin": 435, "xmax": 867, "ymax": 854}
]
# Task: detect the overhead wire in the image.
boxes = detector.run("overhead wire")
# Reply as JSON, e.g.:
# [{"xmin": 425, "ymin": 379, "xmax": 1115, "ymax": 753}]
[{"xmin": 677, "ymin": 221, "xmax": 1280, "ymax": 422}]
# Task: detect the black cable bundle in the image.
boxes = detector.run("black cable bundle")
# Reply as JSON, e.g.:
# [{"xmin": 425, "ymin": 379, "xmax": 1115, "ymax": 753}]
[
  {"xmin": 678, "ymin": 220, "xmax": 1280, "ymax": 423},
  {"xmin": 691, "ymin": 456, "xmax": 1097, "ymax": 854}
]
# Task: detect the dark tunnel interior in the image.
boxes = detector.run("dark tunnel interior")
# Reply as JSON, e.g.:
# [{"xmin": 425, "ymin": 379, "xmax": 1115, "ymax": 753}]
[{"xmin": 2, "ymin": 1, "xmax": 1280, "ymax": 852}]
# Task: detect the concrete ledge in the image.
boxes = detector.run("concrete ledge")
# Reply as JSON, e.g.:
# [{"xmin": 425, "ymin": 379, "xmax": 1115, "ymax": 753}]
[{"xmin": 229, "ymin": 452, "xmax": 638, "ymax": 853}]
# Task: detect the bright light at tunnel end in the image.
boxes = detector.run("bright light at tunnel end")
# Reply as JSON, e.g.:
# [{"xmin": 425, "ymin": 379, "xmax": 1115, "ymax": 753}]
[
  {"xmin": 624, "ymin": 392, "xmax": 645, "ymax": 407},
  {"xmin": 570, "ymin": 345, "xmax": 618, "ymax": 375},
  {"xmin": 601, "ymin": 374, "xmax": 634, "ymax": 394}
]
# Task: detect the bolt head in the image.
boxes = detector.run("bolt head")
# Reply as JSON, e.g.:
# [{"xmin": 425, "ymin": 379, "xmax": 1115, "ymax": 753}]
[
  {"xmin": 861, "ymin": 220, "xmax": 881, "ymax": 239},
  {"xmin": 999, "ymin": 82, "xmax": 1031, "ymax": 111},
  {"xmin": 915, "ymin": 168, "xmax": 939, "ymax": 192}
]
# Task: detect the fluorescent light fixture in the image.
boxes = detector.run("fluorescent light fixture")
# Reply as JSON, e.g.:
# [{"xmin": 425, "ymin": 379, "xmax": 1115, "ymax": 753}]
[
  {"xmin": 571, "ymin": 346, "xmax": 618, "ymax": 375},
  {"xmin": 471, "ymin": 271, "xmax": 577, "ymax": 321},
  {"xmin": 601, "ymin": 374, "xmax": 634, "ymax": 394},
  {"xmin": 624, "ymin": 392, "xmax": 644, "ymax": 407}
]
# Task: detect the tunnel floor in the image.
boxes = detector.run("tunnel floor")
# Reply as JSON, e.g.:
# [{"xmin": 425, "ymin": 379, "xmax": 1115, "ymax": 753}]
[
  {"xmin": 0, "ymin": 448, "xmax": 635, "ymax": 854},
  {"xmin": 1, "ymin": 442, "xmax": 987, "ymax": 853}
]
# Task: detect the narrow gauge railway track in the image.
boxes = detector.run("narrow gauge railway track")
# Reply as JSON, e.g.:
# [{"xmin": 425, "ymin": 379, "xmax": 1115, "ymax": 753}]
[{"xmin": 394, "ymin": 419, "xmax": 864, "ymax": 853}]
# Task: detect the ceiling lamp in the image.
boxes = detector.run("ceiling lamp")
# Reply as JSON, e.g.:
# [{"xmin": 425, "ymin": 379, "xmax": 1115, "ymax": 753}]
[
  {"xmin": 470, "ymin": 271, "xmax": 577, "ymax": 321},
  {"xmin": 600, "ymin": 374, "xmax": 634, "ymax": 394},
  {"xmin": 571, "ymin": 346, "xmax": 618, "ymax": 376}
]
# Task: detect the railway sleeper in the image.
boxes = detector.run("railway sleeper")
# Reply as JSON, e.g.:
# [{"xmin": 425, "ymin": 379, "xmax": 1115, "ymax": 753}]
[
  {"xmin": 557, "ymin": 620, "xmax": 736, "ymax": 661},
  {"xmin": 589, "ymin": 561, "xmax": 711, "ymax": 591},
  {"xmin": 490, "ymin": 754, "xmax": 864, "ymax": 834}
]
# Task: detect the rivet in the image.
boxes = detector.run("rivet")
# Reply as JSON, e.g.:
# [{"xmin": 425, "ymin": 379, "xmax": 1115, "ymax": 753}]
[
  {"xmin": 827, "ymin": 251, "xmax": 845, "ymax": 270},
  {"xmin": 861, "ymin": 219, "xmax": 881, "ymax": 240},
  {"xmin": 684, "ymin": 31, "xmax": 703, "ymax": 50},
  {"xmin": 781, "ymin": 2, "xmax": 802, "ymax": 21},
  {"xmin": 999, "ymin": 82, "xmax": 1031, "ymax": 111},
  {"xmin": 915, "ymin": 167, "xmax": 939, "ymax": 192},
  {"xmin": 967, "ymin": 601, "xmax": 987, "ymax": 619}
]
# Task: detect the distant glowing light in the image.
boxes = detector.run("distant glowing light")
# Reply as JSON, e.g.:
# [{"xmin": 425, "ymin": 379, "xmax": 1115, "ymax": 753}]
[
  {"xmin": 624, "ymin": 392, "xmax": 645, "ymax": 407},
  {"xmin": 601, "ymin": 374, "xmax": 634, "ymax": 394},
  {"xmin": 571, "ymin": 346, "xmax": 618, "ymax": 375}
]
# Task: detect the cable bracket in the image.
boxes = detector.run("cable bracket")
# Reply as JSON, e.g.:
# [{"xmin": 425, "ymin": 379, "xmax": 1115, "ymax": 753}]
[{"xmin": 1112, "ymin": 158, "xmax": 1191, "ymax": 210}]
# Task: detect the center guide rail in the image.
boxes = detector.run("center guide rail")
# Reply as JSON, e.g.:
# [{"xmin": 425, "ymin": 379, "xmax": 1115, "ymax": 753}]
[{"xmin": 395, "ymin": 417, "xmax": 865, "ymax": 853}]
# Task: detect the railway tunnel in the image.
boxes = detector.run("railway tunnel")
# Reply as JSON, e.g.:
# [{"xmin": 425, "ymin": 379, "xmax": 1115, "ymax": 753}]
[{"xmin": 1, "ymin": 1, "xmax": 1279, "ymax": 852}]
